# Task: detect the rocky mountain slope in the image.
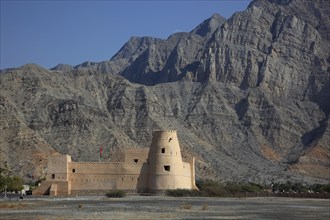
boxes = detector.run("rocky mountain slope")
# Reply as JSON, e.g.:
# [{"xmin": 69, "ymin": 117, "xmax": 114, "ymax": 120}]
[{"xmin": 1, "ymin": 0, "xmax": 329, "ymax": 184}]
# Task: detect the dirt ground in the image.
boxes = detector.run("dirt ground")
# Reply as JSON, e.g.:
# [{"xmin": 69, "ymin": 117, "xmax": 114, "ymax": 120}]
[{"xmin": 0, "ymin": 195, "xmax": 329, "ymax": 220}]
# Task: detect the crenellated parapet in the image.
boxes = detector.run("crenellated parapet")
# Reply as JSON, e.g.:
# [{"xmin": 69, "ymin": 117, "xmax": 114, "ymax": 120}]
[
  {"xmin": 151, "ymin": 130, "xmax": 178, "ymax": 140},
  {"xmin": 69, "ymin": 161, "xmax": 144, "ymax": 167},
  {"xmin": 154, "ymin": 129, "xmax": 177, "ymax": 133}
]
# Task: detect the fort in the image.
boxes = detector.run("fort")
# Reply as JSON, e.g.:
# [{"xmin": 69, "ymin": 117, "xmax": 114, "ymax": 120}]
[{"xmin": 33, "ymin": 130, "xmax": 198, "ymax": 196}]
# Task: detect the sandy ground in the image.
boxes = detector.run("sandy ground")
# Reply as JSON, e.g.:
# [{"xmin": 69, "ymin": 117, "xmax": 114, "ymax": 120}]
[{"xmin": 0, "ymin": 195, "xmax": 329, "ymax": 220}]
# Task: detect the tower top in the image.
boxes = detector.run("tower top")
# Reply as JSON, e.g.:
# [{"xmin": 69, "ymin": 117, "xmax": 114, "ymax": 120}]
[
  {"xmin": 153, "ymin": 130, "xmax": 177, "ymax": 134},
  {"xmin": 152, "ymin": 130, "xmax": 177, "ymax": 139}
]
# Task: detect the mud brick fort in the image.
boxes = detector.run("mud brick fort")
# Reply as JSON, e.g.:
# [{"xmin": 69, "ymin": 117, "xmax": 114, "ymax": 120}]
[{"xmin": 33, "ymin": 130, "xmax": 198, "ymax": 196}]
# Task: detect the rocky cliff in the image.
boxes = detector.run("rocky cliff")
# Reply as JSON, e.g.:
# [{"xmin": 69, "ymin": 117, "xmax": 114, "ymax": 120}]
[{"xmin": 1, "ymin": 0, "xmax": 329, "ymax": 184}]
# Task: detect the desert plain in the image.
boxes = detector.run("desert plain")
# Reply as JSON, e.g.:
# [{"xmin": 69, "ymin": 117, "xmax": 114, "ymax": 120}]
[{"xmin": 1, "ymin": 195, "xmax": 329, "ymax": 220}]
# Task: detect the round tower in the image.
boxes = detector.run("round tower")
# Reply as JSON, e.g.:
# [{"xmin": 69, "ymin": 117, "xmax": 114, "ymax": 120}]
[{"xmin": 147, "ymin": 130, "xmax": 191, "ymax": 192}]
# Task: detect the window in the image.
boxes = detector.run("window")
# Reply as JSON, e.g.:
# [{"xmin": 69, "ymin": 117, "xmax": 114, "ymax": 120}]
[
  {"xmin": 164, "ymin": 165, "xmax": 171, "ymax": 172},
  {"xmin": 134, "ymin": 159, "xmax": 138, "ymax": 163},
  {"xmin": 72, "ymin": 169, "xmax": 75, "ymax": 173},
  {"xmin": 161, "ymin": 148, "xmax": 165, "ymax": 153},
  {"xmin": 51, "ymin": 174, "xmax": 55, "ymax": 179}
]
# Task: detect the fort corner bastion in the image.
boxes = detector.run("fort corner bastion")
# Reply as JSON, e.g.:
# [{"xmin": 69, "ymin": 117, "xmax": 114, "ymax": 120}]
[{"xmin": 33, "ymin": 130, "xmax": 198, "ymax": 196}]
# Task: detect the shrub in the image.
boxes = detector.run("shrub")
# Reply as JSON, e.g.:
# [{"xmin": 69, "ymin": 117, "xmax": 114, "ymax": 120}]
[
  {"xmin": 309, "ymin": 183, "xmax": 330, "ymax": 193},
  {"xmin": 271, "ymin": 181, "xmax": 329, "ymax": 193},
  {"xmin": 197, "ymin": 180, "xmax": 231, "ymax": 197},
  {"xmin": 201, "ymin": 204, "xmax": 208, "ymax": 211},
  {"xmin": 105, "ymin": 190, "xmax": 126, "ymax": 198},
  {"xmin": 321, "ymin": 183, "xmax": 330, "ymax": 193},
  {"xmin": 197, "ymin": 180, "xmax": 265, "ymax": 197},
  {"xmin": 240, "ymin": 183, "xmax": 263, "ymax": 193},
  {"xmin": 166, "ymin": 189, "xmax": 201, "ymax": 197},
  {"xmin": 181, "ymin": 204, "xmax": 192, "ymax": 210}
]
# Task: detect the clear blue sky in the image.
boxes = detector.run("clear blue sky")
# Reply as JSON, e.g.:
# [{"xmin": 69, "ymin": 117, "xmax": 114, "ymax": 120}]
[{"xmin": 0, "ymin": 0, "xmax": 251, "ymax": 69}]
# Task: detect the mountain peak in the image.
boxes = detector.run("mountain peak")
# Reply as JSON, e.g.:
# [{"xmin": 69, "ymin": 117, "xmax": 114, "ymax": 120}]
[
  {"xmin": 249, "ymin": 0, "xmax": 293, "ymax": 8},
  {"xmin": 19, "ymin": 63, "xmax": 48, "ymax": 72},
  {"xmin": 210, "ymin": 13, "xmax": 224, "ymax": 20},
  {"xmin": 51, "ymin": 63, "xmax": 74, "ymax": 71},
  {"xmin": 110, "ymin": 36, "xmax": 162, "ymax": 62},
  {"xmin": 191, "ymin": 13, "xmax": 226, "ymax": 38}
]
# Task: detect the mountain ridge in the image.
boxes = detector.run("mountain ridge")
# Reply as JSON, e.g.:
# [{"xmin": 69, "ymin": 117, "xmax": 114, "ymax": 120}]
[{"xmin": 1, "ymin": 0, "xmax": 329, "ymax": 184}]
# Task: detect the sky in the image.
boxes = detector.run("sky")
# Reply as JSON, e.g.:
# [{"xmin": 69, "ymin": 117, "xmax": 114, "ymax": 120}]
[{"xmin": 0, "ymin": 0, "xmax": 251, "ymax": 70}]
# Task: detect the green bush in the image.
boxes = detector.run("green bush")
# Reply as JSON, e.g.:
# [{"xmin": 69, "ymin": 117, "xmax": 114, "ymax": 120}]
[
  {"xmin": 166, "ymin": 180, "xmax": 330, "ymax": 197},
  {"xmin": 271, "ymin": 181, "xmax": 330, "ymax": 193},
  {"xmin": 321, "ymin": 183, "xmax": 330, "ymax": 193},
  {"xmin": 197, "ymin": 180, "xmax": 231, "ymax": 197},
  {"xmin": 309, "ymin": 183, "xmax": 330, "ymax": 193},
  {"xmin": 1, "ymin": 163, "xmax": 24, "ymax": 193},
  {"xmin": 166, "ymin": 189, "xmax": 201, "ymax": 197},
  {"xmin": 105, "ymin": 190, "xmax": 126, "ymax": 198},
  {"xmin": 196, "ymin": 180, "xmax": 265, "ymax": 197}
]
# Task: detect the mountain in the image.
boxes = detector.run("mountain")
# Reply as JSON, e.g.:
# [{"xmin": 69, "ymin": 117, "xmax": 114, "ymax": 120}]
[{"xmin": 1, "ymin": 0, "xmax": 329, "ymax": 184}]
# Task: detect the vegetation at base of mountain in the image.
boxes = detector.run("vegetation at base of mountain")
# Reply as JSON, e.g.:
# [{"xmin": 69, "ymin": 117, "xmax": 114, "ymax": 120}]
[
  {"xmin": 166, "ymin": 180, "xmax": 330, "ymax": 197},
  {"xmin": 0, "ymin": 175, "xmax": 24, "ymax": 193},
  {"xmin": 166, "ymin": 189, "xmax": 201, "ymax": 197},
  {"xmin": 196, "ymin": 180, "xmax": 264, "ymax": 197},
  {"xmin": 271, "ymin": 181, "xmax": 330, "ymax": 193},
  {"xmin": 0, "ymin": 162, "xmax": 24, "ymax": 193}
]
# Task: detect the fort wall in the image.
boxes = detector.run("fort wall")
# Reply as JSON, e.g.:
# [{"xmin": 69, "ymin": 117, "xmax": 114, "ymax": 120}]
[
  {"xmin": 67, "ymin": 162, "xmax": 147, "ymax": 191},
  {"xmin": 33, "ymin": 130, "xmax": 196, "ymax": 196}
]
